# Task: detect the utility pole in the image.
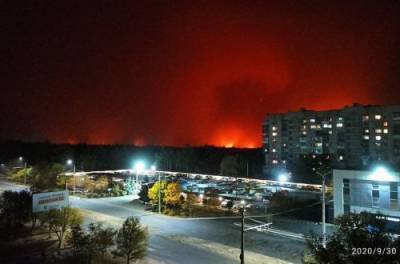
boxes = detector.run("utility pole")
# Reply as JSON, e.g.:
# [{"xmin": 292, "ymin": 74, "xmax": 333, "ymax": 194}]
[
  {"xmin": 321, "ymin": 173, "xmax": 326, "ymax": 248},
  {"xmin": 240, "ymin": 207, "xmax": 245, "ymax": 264},
  {"xmin": 316, "ymin": 168, "xmax": 330, "ymax": 248},
  {"xmin": 158, "ymin": 172, "xmax": 161, "ymax": 214},
  {"xmin": 24, "ymin": 161, "xmax": 27, "ymax": 185}
]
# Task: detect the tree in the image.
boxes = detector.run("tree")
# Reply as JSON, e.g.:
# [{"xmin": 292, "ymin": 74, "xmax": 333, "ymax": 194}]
[
  {"xmin": 67, "ymin": 224, "xmax": 90, "ymax": 258},
  {"xmin": 93, "ymin": 176, "xmax": 109, "ymax": 193},
  {"xmin": 147, "ymin": 181, "xmax": 166, "ymax": 206},
  {"xmin": 30, "ymin": 162, "xmax": 65, "ymax": 190},
  {"xmin": 47, "ymin": 207, "xmax": 83, "ymax": 248},
  {"xmin": 163, "ymin": 182, "xmax": 182, "ymax": 209},
  {"xmin": 8, "ymin": 167, "xmax": 32, "ymax": 183},
  {"xmin": 113, "ymin": 217, "xmax": 148, "ymax": 264},
  {"xmin": 220, "ymin": 156, "xmax": 239, "ymax": 176},
  {"xmin": 124, "ymin": 177, "xmax": 136, "ymax": 195},
  {"xmin": 305, "ymin": 212, "xmax": 400, "ymax": 264},
  {"xmin": 67, "ymin": 223, "xmax": 116, "ymax": 263},
  {"xmin": 0, "ymin": 190, "xmax": 32, "ymax": 237},
  {"xmin": 138, "ymin": 183, "xmax": 152, "ymax": 203},
  {"xmin": 88, "ymin": 223, "xmax": 116, "ymax": 259}
]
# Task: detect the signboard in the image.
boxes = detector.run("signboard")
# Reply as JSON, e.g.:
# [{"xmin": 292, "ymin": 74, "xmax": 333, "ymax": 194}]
[{"xmin": 32, "ymin": 191, "xmax": 69, "ymax": 213}]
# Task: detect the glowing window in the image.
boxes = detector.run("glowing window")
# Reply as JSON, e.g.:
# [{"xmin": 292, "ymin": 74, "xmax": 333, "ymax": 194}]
[
  {"xmin": 337, "ymin": 123, "xmax": 343, "ymax": 128},
  {"xmin": 362, "ymin": 115, "xmax": 369, "ymax": 122},
  {"xmin": 376, "ymin": 135, "xmax": 382, "ymax": 141},
  {"xmin": 364, "ymin": 129, "xmax": 369, "ymax": 133},
  {"xmin": 363, "ymin": 135, "xmax": 369, "ymax": 140},
  {"xmin": 375, "ymin": 129, "xmax": 382, "ymax": 134},
  {"xmin": 384, "ymin": 129, "xmax": 388, "ymax": 134},
  {"xmin": 375, "ymin": 115, "xmax": 382, "ymax": 120},
  {"xmin": 272, "ymin": 148, "xmax": 276, "ymax": 153},
  {"xmin": 272, "ymin": 160, "xmax": 278, "ymax": 164},
  {"xmin": 384, "ymin": 121, "xmax": 388, "ymax": 127},
  {"xmin": 339, "ymin": 155, "xmax": 344, "ymax": 161},
  {"xmin": 272, "ymin": 126, "xmax": 277, "ymax": 131},
  {"xmin": 310, "ymin": 119, "xmax": 316, "ymax": 123},
  {"xmin": 272, "ymin": 132, "xmax": 278, "ymax": 137}
]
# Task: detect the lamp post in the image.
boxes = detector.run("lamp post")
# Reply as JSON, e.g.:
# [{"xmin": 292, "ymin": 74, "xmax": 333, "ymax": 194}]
[
  {"xmin": 20, "ymin": 157, "xmax": 28, "ymax": 185},
  {"xmin": 151, "ymin": 165, "xmax": 161, "ymax": 214},
  {"xmin": 316, "ymin": 168, "xmax": 330, "ymax": 248},
  {"xmin": 67, "ymin": 159, "xmax": 76, "ymax": 193},
  {"xmin": 239, "ymin": 199, "xmax": 246, "ymax": 264}
]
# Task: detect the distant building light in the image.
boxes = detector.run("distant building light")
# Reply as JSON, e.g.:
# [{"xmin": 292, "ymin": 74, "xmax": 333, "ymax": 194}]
[
  {"xmin": 362, "ymin": 115, "xmax": 369, "ymax": 122},
  {"xmin": 376, "ymin": 135, "xmax": 382, "ymax": 141},
  {"xmin": 383, "ymin": 121, "xmax": 388, "ymax": 127},
  {"xmin": 375, "ymin": 115, "xmax": 382, "ymax": 120},
  {"xmin": 302, "ymin": 131, "xmax": 307, "ymax": 135},
  {"xmin": 364, "ymin": 129, "xmax": 369, "ymax": 133},
  {"xmin": 272, "ymin": 126, "xmax": 277, "ymax": 131},
  {"xmin": 272, "ymin": 148, "xmax": 276, "ymax": 153},
  {"xmin": 383, "ymin": 129, "xmax": 388, "ymax": 134},
  {"xmin": 337, "ymin": 123, "xmax": 343, "ymax": 128},
  {"xmin": 310, "ymin": 119, "xmax": 316, "ymax": 123},
  {"xmin": 375, "ymin": 129, "xmax": 382, "ymax": 134},
  {"xmin": 272, "ymin": 160, "xmax": 278, "ymax": 164},
  {"xmin": 272, "ymin": 132, "xmax": 278, "ymax": 137},
  {"xmin": 363, "ymin": 135, "xmax": 370, "ymax": 140},
  {"xmin": 339, "ymin": 155, "xmax": 344, "ymax": 161}
]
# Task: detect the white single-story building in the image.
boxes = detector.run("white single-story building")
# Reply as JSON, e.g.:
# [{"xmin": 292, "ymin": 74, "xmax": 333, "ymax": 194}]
[{"xmin": 333, "ymin": 168, "xmax": 400, "ymax": 220}]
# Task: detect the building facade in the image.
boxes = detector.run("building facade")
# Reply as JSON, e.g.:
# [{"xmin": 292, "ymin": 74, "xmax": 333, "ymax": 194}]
[
  {"xmin": 263, "ymin": 104, "xmax": 400, "ymax": 172},
  {"xmin": 333, "ymin": 169, "xmax": 400, "ymax": 220}
]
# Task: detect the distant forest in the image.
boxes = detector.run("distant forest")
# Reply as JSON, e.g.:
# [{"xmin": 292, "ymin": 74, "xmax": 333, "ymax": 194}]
[{"xmin": 0, "ymin": 141, "xmax": 265, "ymax": 178}]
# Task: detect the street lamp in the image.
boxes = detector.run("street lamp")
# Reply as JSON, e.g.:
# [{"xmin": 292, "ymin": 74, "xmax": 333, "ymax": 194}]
[
  {"xmin": 316, "ymin": 167, "xmax": 331, "ymax": 248},
  {"xmin": 239, "ymin": 199, "xmax": 246, "ymax": 264},
  {"xmin": 134, "ymin": 160, "xmax": 146, "ymax": 183},
  {"xmin": 278, "ymin": 173, "xmax": 288, "ymax": 183},
  {"xmin": 66, "ymin": 159, "xmax": 76, "ymax": 193},
  {"xmin": 151, "ymin": 165, "xmax": 162, "ymax": 214}
]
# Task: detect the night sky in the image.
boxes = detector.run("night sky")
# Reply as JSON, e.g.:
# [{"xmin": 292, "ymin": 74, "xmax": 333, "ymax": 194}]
[{"xmin": 1, "ymin": 1, "xmax": 400, "ymax": 147}]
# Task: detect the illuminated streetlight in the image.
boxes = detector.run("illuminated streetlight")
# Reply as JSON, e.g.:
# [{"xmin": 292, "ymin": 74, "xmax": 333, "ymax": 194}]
[
  {"xmin": 67, "ymin": 159, "xmax": 73, "ymax": 165},
  {"xmin": 371, "ymin": 166, "xmax": 394, "ymax": 181},
  {"xmin": 134, "ymin": 161, "xmax": 145, "ymax": 173},
  {"xmin": 19, "ymin": 156, "xmax": 23, "ymax": 161},
  {"xmin": 278, "ymin": 173, "xmax": 288, "ymax": 183}
]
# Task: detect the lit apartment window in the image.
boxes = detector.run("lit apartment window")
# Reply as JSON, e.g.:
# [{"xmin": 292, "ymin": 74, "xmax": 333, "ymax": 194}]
[
  {"xmin": 375, "ymin": 129, "xmax": 382, "ymax": 134},
  {"xmin": 339, "ymin": 155, "xmax": 344, "ymax": 161},
  {"xmin": 272, "ymin": 160, "xmax": 278, "ymax": 164},
  {"xmin": 376, "ymin": 135, "xmax": 382, "ymax": 141},
  {"xmin": 362, "ymin": 115, "xmax": 369, "ymax": 122},
  {"xmin": 363, "ymin": 135, "xmax": 369, "ymax": 140},
  {"xmin": 316, "ymin": 143, "xmax": 323, "ymax": 147},
  {"xmin": 329, "ymin": 130, "xmax": 332, "ymax": 135},
  {"xmin": 337, "ymin": 123, "xmax": 343, "ymax": 128},
  {"xmin": 384, "ymin": 121, "xmax": 388, "ymax": 127},
  {"xmin": 338, "ymin": 117, "xmax": 344, "ymax": 121},
  {"xmin": 364, "ymin": 129, "xmax": 369, "ymax": 133},
  {"xmin": 383, "ymin": 129, "xmax": 388, "ymax": 134},
  {"xmin": 310, "ymin": 118, "xmax": 316, "ymax": 123},
  {"xmin": 272, "ymin": 126, "xmax": 277, "ymax": 131},
  {"xmin": 302, "ymin": 131, "xmax": 307, "ymax": 135},
  {"xmin": 303, "ymin": 125, "xmax": 307, "ymax": 129},
  {"xmin": 375, "ymin": 115, "xmax": 382, "ymax": 120},
  {"xmin": 283, "ymin": 143, "xmax": 287, "ymax": 147},
  {"xmin": 282, "ymin": 160, "xmax": 286, "ymax": 164},
  {"xmin": 303, "ymin": 119, "xmax": 307, "ymax": 124},
  {"xmin": 272, "ymin": 148, "xmax": 276, "ymax": 152},
  {"xmin": 310, "ymin": 125, "xmax": 317, "ymax": 129},
  {"xmin": 272, "ymin": 132, "xmax": 278, "ymax": 137}
]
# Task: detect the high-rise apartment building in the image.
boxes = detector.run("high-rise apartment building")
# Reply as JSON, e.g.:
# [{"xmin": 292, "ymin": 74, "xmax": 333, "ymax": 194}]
[{"xmin": 263, "ymin": 104, "xmax": 400, "ymax": 172}]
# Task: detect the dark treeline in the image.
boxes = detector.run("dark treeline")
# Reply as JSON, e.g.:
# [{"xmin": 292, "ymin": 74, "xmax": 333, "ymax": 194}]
[{"xmin": 0, "ymin": 141, "xmax": 265, "ymax": 178}]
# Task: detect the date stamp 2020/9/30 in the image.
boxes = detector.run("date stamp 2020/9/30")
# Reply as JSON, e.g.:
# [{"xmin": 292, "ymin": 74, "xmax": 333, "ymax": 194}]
[{"xmin": 351, "ymin": 247, "xmax": 397, "ymax": 256}]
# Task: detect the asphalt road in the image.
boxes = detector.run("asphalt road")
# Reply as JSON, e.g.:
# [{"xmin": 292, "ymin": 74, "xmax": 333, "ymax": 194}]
[
  {"xmin": 71, "ymin": 195, "xmax": 306, "ymax": 264},
  {"xmin": 0, "ymin": 177, "xmax": 306, "ymax": 264}
]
